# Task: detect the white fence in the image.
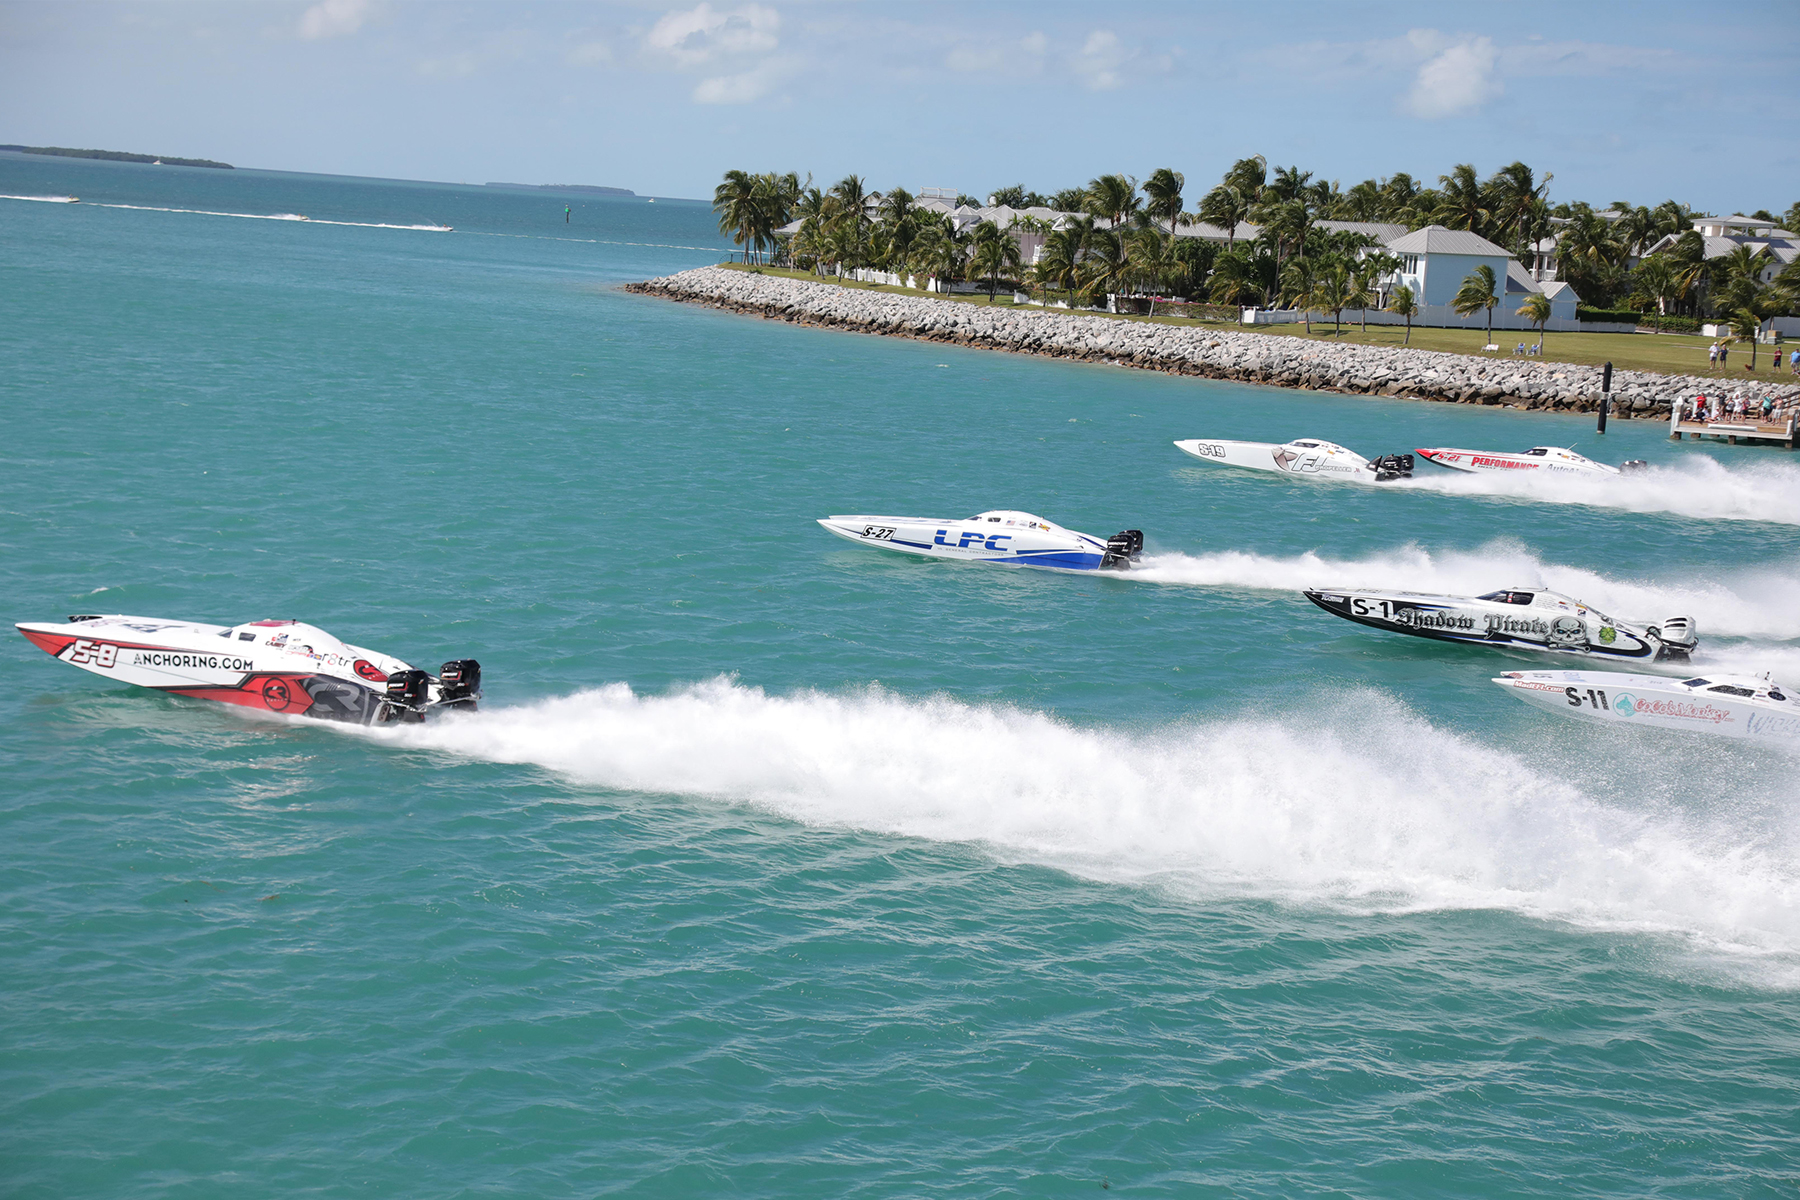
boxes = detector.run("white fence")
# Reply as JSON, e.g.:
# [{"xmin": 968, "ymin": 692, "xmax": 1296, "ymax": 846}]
[{"xmin": 1240, "ymin": 306, "xmax": 1629, "ymax": 334}]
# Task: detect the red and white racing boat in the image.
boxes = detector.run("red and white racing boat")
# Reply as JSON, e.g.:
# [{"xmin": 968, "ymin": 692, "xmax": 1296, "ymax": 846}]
[
  {"xmin": 16, "ymin": 613, "xmax": 480, "ymax": 725},
  {"xmin": 1414, "ymin": 445, "xmax": 1645, "ymax": 476}
]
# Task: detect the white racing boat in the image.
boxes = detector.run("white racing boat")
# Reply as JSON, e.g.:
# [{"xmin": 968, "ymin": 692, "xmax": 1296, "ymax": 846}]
[
  {"xmin": 1494, "ymin": 670, "xmax": 1800, "ymax": 742},
  {"xmin": 1415, "ymin": 446, "xmax": 1646, "ymax": 476},
  {"xmin": 1174, "ymin": 438, "xmax": 1415, "ymax": 483},
  {"xmin": 817, "ymin": 510, "xmax": 1143, "ymax": 571},
  {"xmin": 17, "ymin": 614, "xmax": 481, "ymax": 725},
  {"xmin": 1302, "ymin": 586, "xmax": 1697, "ymax": 662}
]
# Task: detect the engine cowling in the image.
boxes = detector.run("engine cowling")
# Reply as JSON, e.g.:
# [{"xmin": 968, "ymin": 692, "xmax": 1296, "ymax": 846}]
[
  {"xmin": 437, "ymin": 659, "xmax": 481, "ymax": 711},
  {"xmin": 1100, "ymin": 529, "xmax": 1144, "ymax": 570},
  {"xmin": 1368, "ymin": 453, "xmax": 1414, "ymax": 481},
  {"xmin": 381, "ymin": 669, "xmax": 432, "ymax": 723},
  {"xmin": 1651, "ymin": 615, "xmax": 1698, "ymax": 662}
]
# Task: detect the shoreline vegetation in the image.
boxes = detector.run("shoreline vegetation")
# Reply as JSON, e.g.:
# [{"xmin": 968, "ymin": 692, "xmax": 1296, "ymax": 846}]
[
  {"xmin": 0, "ymin": 144, "xmax": 233, "ymax": 169},
  {"xmin": 627, "ymin": 266, "xmax": 1800, "ymax": 417},
  {"xmin": 484, "ymin": 181, "xmax": 635, "ymax": 196},
  {"xmin": 709, "ymin": 161, "xmax": 1798, "ymax": 343}
]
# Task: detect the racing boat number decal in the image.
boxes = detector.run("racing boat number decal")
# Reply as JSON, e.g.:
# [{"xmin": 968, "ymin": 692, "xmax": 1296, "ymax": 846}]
[
  {"xmin": 935, "ymin": 529, "xmax": 1013, "ymax": 551},
  {"xmin": 1350, "ymin": 598, "xmax": 1395, "ymax": 620},
  {"xmin": 860, "ymin": 526, "xmax": 896, "ymax": 540},
  {"xmin": 65, "ymin": 639, "xmax": 118, "ymax": 668},
  {"xmin": 1189, "ymin": 443, "xmax": 1227, "ymax": 458},
  {"xmin": 1566, "ymin": 686, "xmax": 1610, "ymax": 710}
]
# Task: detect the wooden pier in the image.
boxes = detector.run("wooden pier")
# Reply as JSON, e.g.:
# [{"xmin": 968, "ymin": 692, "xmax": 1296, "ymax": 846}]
[{"xmin": 1668, "ymin": 406, "xmax": 1796, "ymax": 448}]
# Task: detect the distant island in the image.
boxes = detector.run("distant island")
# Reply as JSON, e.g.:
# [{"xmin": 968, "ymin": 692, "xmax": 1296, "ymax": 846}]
[
  {"xmin": 0, "ymin": 144, "xmax": 234, "ymax": 169},
  {"xmin": 486, "ymin": 182, "xmax": 635, "ymax": 197}
]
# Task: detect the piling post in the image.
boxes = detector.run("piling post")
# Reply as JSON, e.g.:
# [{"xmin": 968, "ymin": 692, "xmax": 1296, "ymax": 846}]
[{"xmin": 1596, "ymin": 362, "xmax": 1613, "ymax": 434}]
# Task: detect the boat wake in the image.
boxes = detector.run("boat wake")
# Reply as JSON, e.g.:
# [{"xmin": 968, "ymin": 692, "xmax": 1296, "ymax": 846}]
[
  {"xmin": 1135, "ymin": 539, "xmax": 1800, "ymax": 642},
  {"xmin": 376, "ymin": 677, "xmax": 1800, "ymax": 975},
  {"xmin": 75, "ymin": 203, "xmax": 450, "ymax": 230},
  {"xmin": 1396, "ymin": 454, "xmax": 1800, "ymax": 524}
]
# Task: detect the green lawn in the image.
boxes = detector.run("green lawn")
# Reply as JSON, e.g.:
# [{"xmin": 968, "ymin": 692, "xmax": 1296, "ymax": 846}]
[{"xmin": 716, "ymin": 263, "xmax": 1796, "ymax": 383}]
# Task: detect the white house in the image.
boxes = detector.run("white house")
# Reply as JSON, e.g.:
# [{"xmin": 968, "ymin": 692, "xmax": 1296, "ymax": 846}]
[
  {"xmin": 1374, "ymin": 225, "xmax": 1580, "ymax": 331},
  {"xmin": 1642, "ymin": 214, "xmax": 1798, "ymax": 285}
]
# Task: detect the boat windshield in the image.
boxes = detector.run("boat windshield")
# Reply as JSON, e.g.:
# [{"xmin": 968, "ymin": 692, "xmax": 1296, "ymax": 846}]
[
  {"xmin": 1681, "ymin": 678, "xmax": 1711, "ymax": 687},
  {"xmin": 1524, "ymin": 448, "xmax": 1548, "ymax": 456},
  {"xmin": 1477, "ymin": 590, "xmax": 1535, "ymax": 605}
]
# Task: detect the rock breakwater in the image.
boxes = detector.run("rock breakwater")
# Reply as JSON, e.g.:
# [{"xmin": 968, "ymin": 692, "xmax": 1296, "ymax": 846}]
[{"xmin": 628, "ymin": 266, "xmax": 1800, "ymax": 417}]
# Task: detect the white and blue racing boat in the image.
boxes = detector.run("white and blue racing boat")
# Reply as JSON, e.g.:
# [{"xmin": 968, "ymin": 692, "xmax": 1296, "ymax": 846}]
[{"xmin": 817, "ymin": 510, "xmax": 1143, "ymax": 571}]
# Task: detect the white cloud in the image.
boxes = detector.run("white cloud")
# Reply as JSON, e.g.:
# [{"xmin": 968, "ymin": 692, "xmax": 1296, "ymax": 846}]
[
  {"xmin": 1073, "ymin": 30, "xmax": 1125, "ymax": 91},
  {"xmin": 1068, "ymin": 29, "xmax": 1171, "ymax": 92},
  {"xmin": 644, "ymin": 3, "xmax": 778, "ymax": 68},
  {"xmin": 297, "ymin": 0, "xmax": 370, "ymax": 41},
  {"xmin": 945, "ymin": 30, "xmax": 1047, "ymax": 74},
  {"xmin": 693, "ymin": 59, "xmax": 789, "ymax": 104},
  {"xmin": 1404, "ymin": 34, "xmax": 1502, "ymax": 117}
]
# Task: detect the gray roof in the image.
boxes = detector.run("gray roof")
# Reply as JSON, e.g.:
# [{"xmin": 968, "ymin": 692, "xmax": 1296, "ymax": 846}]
[
  {"xmin": 1385, "ymin": 224, "xmax": 1512, "ymax": 257},
  {"xmin": 1316, "ymin": 220, "xmax": 1408, "ymax": 243}
]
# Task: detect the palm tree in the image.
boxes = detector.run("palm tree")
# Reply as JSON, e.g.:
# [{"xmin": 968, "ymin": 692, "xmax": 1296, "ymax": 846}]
[
  {"xmin": 1280, "ymin": 257, "xmax": 1316, "ymax": 332},
  {"xmin": 1222, "ymin": 155, "xmax": 1267, "ymax": 203},
  {"xmin": 1386, "ymin": 284, "xmax": 1418, "ymax": 345},
  {"xmin": 970, "ymin": 221, "xmax": 1022, "ymax": 300},
  {"xmin": 829, "ymin": 174, "xmax": 869, "ymax": 268},
  {"xmin": 1311, "ymin": 261, "xmax": 1355, "ymax": 337},
  {"xmin": 1628, "ymin": 254, "xmax": 1683, "ymax": 331},
  {"xmin": 1730, "ymin": 306, "xmax": 1762, "ymax": 368},
  {"xmin": 1357, "ymin": 250, "xmax": 1400, "ymax": 328},
  {"xmin": 1453, "ymin": 264, "xmax": 1500, "ymax": 345},
  {"xmin": 1517, "ymin": 292, "xmax": 1552, "ymax": 353},
  {"xmin": 1485, "ymin": 161, "xmax": 1551, "ymax": 256},
  {"xmin": 1437, "ymin": 164, "xmax": 1491, "ymax": 237},
  {"xmin": 713, "ymin": 169, "xmax": 759, "ymax": 262},
  {"xmin": 1033, "ymin": 225, "xmax": 1082, "ymax": 306},
  {"xmin": 1340, "ymin": 179, "xmax": 1384, "ymax": 221},
  {"xmin": 1381, "ymin": 172, "xmax": 1421, "ymax": 223},
  {"xmin": 1197, "ymin": 185, "xmax": 1251, "ymax": 251},
  {"xmin": 1556, "ymin": 203, "xmax": 1620, "ymax": 294},
  {"xmin": 1081, "ymin": 226, "xmax": 1130, "ymax": 304},
  {"xmin": 1208, "ymin": 249, "xmax": 1262, "ymax": 307},
  {"xmin": 1084, "ymin": 173, "xmax": 1140, "ymax": 232},
  {"xmin": 1142, "ymin": 168, "xmax": 1187, "ymax": 237}
]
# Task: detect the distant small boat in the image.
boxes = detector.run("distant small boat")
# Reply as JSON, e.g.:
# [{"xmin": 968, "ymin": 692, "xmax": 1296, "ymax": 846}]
[{"xmin": 647, "ymin": 198, "xmax": 655, "ymax": 203}]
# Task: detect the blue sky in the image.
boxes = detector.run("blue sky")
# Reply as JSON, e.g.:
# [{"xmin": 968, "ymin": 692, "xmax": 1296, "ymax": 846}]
[{"xmin": 3, "ymin": 0, "xmax": 1795, "ymax": 212}]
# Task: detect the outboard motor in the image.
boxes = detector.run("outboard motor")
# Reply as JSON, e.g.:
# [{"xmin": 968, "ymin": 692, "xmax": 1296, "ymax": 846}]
[
  {"xmin": 380, "ymin": 668, "xmax": 432, "ymax": 724},
  {"xmin": 1367, "ymin": 453, "xmax": 1415, "ymax": 482},
  {"xmin": 437, "ymin": 659, "xmax": 482, "ymax": 713},
  {"xmin": 1101, "ymin": 529, "xmax": 1144, "ymax": 570},
  {"xmin": 1620, "ymin": 460, "xmax": 1648, "ymax": 472},
  {"xmin": 1651, "ymin": 616, "xmax": 1698, "ymax": 663}
]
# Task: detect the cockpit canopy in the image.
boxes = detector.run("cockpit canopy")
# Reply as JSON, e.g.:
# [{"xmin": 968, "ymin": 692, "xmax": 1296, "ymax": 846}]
[{"xmin": 970, "ymin": 510, "xmax": 1059, "ymax": 531}]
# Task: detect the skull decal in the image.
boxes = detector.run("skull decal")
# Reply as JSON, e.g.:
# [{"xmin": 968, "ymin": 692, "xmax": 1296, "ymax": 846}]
[{"xmin": 1547, "ymin": 615, "xmax": 1587, "ymax": 646}]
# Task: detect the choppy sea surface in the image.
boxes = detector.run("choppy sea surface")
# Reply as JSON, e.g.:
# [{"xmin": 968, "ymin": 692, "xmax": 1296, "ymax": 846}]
[{"xmin": 4, "ymin": 154, "xmax": 1798, "ymax": 1198}]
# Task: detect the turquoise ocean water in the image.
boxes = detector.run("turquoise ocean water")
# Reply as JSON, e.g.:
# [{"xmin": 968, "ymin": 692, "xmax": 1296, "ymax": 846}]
[{"xmin": 3, "ymin": 154, "xmax": 1798, "ymax": 1197}]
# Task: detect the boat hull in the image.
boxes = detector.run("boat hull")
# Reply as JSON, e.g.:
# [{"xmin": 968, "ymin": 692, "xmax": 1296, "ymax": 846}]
[
  {"xmin": 17, "ymin": 615, "xmax": 412, "ymax": 724},
  {"xmin": 817, "ymin": 512, "xmax": 1119, "ymax": 571},
  {"xmin": 1494, "ymin": 670, "xmax": 1800, "ymax": 742},
  {"xmin": 1303, "ymin": 589, "xmax": 1665, "ymax": 660},
  {"xmin": 1174, "ymin": 438, "xmax": 1394, "ymax": 483},
  {"xmin": 1415, "ymin": 447, "xmax": 1621, "ymax": 476}
]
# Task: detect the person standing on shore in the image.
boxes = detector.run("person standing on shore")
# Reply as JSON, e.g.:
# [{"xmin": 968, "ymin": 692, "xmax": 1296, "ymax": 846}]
[
  {"xmin": 1720, "ymin": 341, "xmax": 1730, "ymax": 370},
  {"xmin": 1709, "ymin": 342, "xmax": 1719, "ymax": 370}
]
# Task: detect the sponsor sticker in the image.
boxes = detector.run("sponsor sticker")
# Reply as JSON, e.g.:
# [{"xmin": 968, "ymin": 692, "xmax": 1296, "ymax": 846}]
[
  {"xmin": 131, "ymin": 651, "xmax": 256, "ymax": 671},
  {"xmin": 1613, "ymin": 692, "xmax": 1734, "ymax": 724}
]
